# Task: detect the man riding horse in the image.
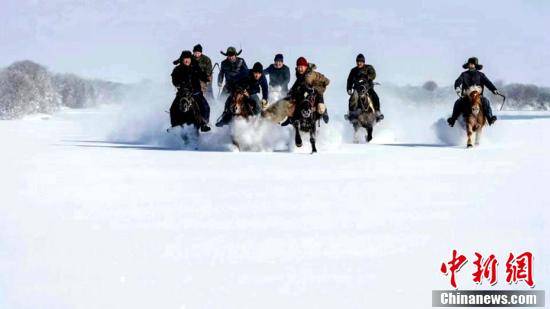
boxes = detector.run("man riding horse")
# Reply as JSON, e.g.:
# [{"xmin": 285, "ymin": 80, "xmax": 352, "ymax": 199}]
[
  {"xmin": 447, "ymin": 57, "xmax": 502, "ymax": 127},
  {"xmin": 217, "ymin": 46, "xmax": 249, "ymax": 98},
  {"xmin": 170, "ymin": 50, "xmax": 211, "ymax": 132},
  {"xmin": 215, "ymin": 62, "xmax": 268, "ymax": 127},
  {"xmin": 346, "ymin": 53, "xmax": 383, "ymax": 122},
  {"xmin": 283, "ymin": 57, "xmax": 330, "ymax": 125}
]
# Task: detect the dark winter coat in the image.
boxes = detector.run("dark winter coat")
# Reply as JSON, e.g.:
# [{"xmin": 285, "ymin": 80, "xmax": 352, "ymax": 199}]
[
  {"xmin": 263, "ymin": 64, "xmax": 291, "ymax": 91},
  {"xmin": 218, "ymin": 57, "xmax": 248, "ymax": 87},
  {"xmin": 231, "ymin": 71, "xmax": 269, "ymax": 100},
  {"xmin": 454, "ymin": 70, "xmax": 497, "ymax": 95},
  {"xmin": 171, "ymin": 61, "xmax": 208, "ymax": 94},
  {"xmin": 195, "ymin": 54, "xmax": 213, "ymax": 79},
  {"xmin": 346, "ymin": 65, "xmax": 376, "ymax": 92}
]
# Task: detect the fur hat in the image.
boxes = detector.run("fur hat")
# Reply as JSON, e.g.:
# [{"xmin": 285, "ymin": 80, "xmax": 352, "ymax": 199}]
[
  {"xmin": 356, "ymin": 53, "xmax": 365, "ymax": 62},
  {"xmin": 252, "ymin": 62, "xmax": 263, "ymax": 73},
  {"xmin": 193, "ymin": 44, "xmax": 202, "ymax": 53},
  {"xmin": 296, "ymin": 57, "xmax": 308, "ymax": 67},
  {"xmin": 463, "ymin": 57, "xmax": 483, "ymax": 70},
  {"xmin": 220, "ymin": 46, "xmax": 242, "ymax": 56},
  {"xmin": 274, "ymin": 54, "xmax": 284, "ymax": 62},
  {"xmin": 172, "ymin": 50, "xmax": 193, "ymax": 65}
]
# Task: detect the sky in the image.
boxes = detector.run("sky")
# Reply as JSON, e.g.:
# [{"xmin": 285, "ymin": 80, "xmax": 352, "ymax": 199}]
[{"xmin": 1, "ymin": 0, "xmax": 549, "ymax": 86}]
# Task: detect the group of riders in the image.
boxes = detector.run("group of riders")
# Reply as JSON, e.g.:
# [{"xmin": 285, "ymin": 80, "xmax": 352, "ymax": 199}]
[{"xmin": 170, "ymin": 43, "xmax": 503, "ymax": 146}]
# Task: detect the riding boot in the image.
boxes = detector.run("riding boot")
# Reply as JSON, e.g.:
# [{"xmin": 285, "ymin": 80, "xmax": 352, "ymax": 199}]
[
  {"xmin": 194, "ymin": 93, "xmax": 211, "ymax": 125},
  {"xmin": 322, "ymin": 109, "xmax": 329, "ymax": 123},
  {"xmin": 375, "ymin": 110, "xmax": 384, "ymax": 122},
  {"xmin": 280, "ymin": 117, "xmax": 292, "ymax": 126},
  {"xmin": 448, "ymin": 98, "xmax": 465, "ymax": 127},
  {"xmin": 482, "ymin": 97, "xmax": 497, "ymax": 125},
  {"xmin": 169, "ymin": 96, "xmax": 182, "ymax": 127},
  {"xmin": 215, "ymin": 112, "xmax": 232, "ymax": 127},
  {"xmin": 368, "ymin": 89, "xmax": 384, "ymax": 122},
  {"xmin": 215, "ymin": 96, "xmax": 233, "ymax": 127}
]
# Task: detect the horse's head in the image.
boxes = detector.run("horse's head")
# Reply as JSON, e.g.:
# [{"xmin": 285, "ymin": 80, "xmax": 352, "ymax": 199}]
[
  {"xmin": 298, "ymin": 86, "xmax": 317, "ymax": 119},
  {"xmin": 469, "ymin": 90, "xmax": 482, "ymax": 116},
  {"xmin": 355, "ymin": 80, "xmax": 370, "ymax": 97},
  {"xmin": 230, "ymin": 88, "xmax": 249, "ymax": 116},
  {"xmin": 178, "ymin": 88, "xmax": 194, "ymax": 113}
]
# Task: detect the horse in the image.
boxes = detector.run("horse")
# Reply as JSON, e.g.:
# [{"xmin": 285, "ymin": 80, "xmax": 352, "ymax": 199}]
[
  {"xmin": 291, "ymin": 88, "xmax": 323, "ymax": 153},
  {"xmin": 226, "ymin": 87, "xmax": 256, "ymax": 149},
  {"xmin": 465, "ymin": 88, "xmax": 486, "ymax": 148},
  {"xmin": 261, "ymin": 97, "xmax": 294, "ymax": 123},
  {"xmin": 348, "ymin": 80, "xmax": 377, "ymax": 143},
  {"xmin": 168, "ymin": 86, "xmax": 205, "ymax": 144}
]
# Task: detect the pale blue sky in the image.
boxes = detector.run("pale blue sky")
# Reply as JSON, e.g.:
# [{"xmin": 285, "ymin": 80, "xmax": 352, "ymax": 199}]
[{"xmin": 1, "ymin": 0, "xmax": 549, "ymax": 86}]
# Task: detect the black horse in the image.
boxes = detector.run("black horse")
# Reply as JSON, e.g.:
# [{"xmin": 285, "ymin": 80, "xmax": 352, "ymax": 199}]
[
  {"xmin": 168, "ymin": 87, "xmax": 206, "ymax": 142},
  {"xmin": 291, "ymin": 87, "xmax": 322, "ymax": 153}
]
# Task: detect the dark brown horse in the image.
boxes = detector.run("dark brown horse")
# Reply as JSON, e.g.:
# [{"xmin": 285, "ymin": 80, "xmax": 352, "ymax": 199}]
[{"xmin": 350, "ymin": 81, "xmax": 377, "ymax": 143}]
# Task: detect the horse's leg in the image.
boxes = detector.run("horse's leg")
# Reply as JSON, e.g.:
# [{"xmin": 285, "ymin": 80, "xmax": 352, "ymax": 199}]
[
  {"xmin": 475, "ymin": 124, "xmax": 483, "ymax": 146},
  {"xmin": 353, "ymin": 123, "xmax": 360, "ymax": 143},
  {"xmin": 366, "ymin": 123, "xmax": 373, "ymax": 143},
  {"xmin": 310, "ymin": 127, "xmax": 317, "ymax": 154},
  {"xmin": 293, "ymin": 124, "xmax": 303, "ymax": 147},
  {"xmin": 466, "ymin": 122, "xmax": 474, "ymax": 148}
]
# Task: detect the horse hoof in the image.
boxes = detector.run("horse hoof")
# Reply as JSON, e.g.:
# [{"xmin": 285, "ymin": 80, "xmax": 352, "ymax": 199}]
[
  {"xmin": 366, "ymin": 135, "xmax": 373, "ymax": 143},
  {"xmin": 467, "ymin": 144, "xmax": 473, "ymax": 148}
]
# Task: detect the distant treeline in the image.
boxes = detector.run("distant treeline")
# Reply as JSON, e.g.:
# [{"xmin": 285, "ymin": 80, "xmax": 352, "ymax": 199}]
[
  {"xmin": 386, "ymin": 81, "xmax": 550, "ymax": 111},
  {"xmin": 0, "ymin": 60, "xmax": 128, "ymax": 119}
]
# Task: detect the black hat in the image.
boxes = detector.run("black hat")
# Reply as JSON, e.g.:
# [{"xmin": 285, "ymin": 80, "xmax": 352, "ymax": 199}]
[
  {"xmin": 220, "ymin": 46, "xmax": 242, "ymax": 56},
  {"xmin": 463, "ymin": 57, "xmax": 483, "ymax": 70},
  {"xmin": 172, "ymin": 50, "xmax": 193, "ymax": 65},
  {"xmin": 274, "ymin": 54, "xmax": 284, "ymax": 62},
  {"xmin": 193, "ymin": 44, "xmax": 203, "ymax": 53},
  {"xmin": 356, "ymin": 53, "xmax": 365, "ymax": 62},
  {"xmin": 252, "ymin": 62, "xmax": 263, "ymax": 73}
]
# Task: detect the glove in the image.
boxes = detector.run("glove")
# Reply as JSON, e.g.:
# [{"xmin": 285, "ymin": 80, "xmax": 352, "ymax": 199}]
[
  {"xmin": 261, "ymin": 99, "xmax": 268, "ymax": 109},
  {"xmin": 494, "ymin": 90, "xmax": 501, "ymax": 96},
  {"xmin": 218, "ymin": 82, "xmax": 223, "ymax": 88},
  {"xmin": 347, "ymin": 89, "xmax": 353, "ymax": 96},
  {"xmin": 455, "ymin": 87, "xmax": 462, "ymax": 97}
]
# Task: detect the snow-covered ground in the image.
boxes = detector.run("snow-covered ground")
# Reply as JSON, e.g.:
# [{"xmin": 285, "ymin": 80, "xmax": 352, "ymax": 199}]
[{"xmin": 0, "ymin": 99, "xmax": 548, "ymax": 308}]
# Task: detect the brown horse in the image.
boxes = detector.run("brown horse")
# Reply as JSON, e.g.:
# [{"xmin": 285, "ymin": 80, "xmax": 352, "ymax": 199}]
[
  {"xmin": 228, "ymin": 88, "xmax": 255, "ymax": 149},
  {"xmin": 465, "ymin": 90, "xmax": 486, "ymax": 148},
  {"xmin": 229, "ymin": 89, "xmax": 254, "ymax": 120}
]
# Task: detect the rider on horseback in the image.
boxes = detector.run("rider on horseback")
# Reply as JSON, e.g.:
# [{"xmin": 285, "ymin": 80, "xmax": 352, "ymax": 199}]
[
  {"xmin": 447, "ymin": 57, "xmax": 502, "ymax": 127},
  {"xmin": 283, "ymin": 57, "xmax": 330, "ymax": 125},
  {"xmin": 263, "ymin": 53, "xmax": 291, "ymax": 97},
  {"xmin": 192, "ymin": 44, "xmax": 214, "ymax": 101},
  {"xmin": 215, "ymin": 62, "xmax": 268, "ymax": 127},
  {"xmin": 346, "ymin": 53, "xmax": 383, "ymax": 122},
  {"xmin": 218, "ymin": 47, "xmax": 249, "ymax": 97},
  {"xmin": 170, "ymin": 50, "xmax": 211, "ymax": 132}
]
